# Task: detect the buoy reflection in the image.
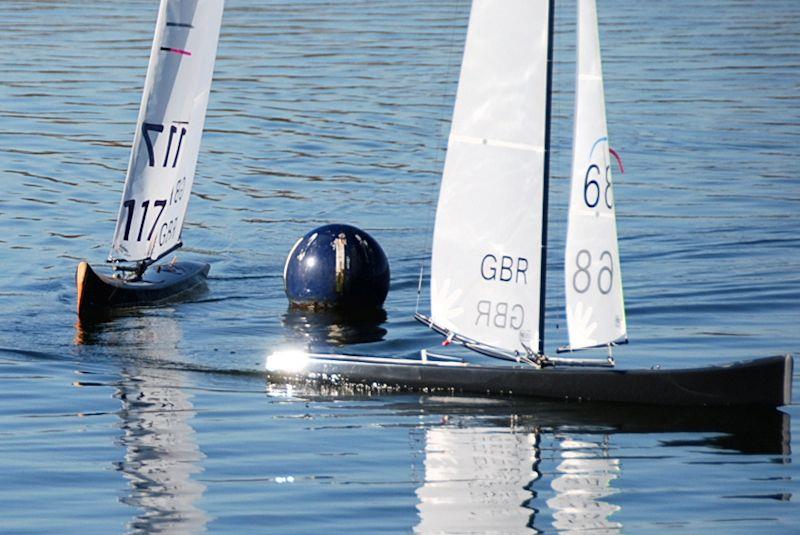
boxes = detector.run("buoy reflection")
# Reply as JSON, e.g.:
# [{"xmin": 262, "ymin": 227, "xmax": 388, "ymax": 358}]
[{"xmin": 281, "ymin": 305, "xmax": 387, "ymax": 347}]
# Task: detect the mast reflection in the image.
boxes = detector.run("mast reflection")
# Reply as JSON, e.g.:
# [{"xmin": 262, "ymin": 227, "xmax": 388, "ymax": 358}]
[{"xmin": 76, "ymin": 315, "xmax": 208, "ymax": 533}]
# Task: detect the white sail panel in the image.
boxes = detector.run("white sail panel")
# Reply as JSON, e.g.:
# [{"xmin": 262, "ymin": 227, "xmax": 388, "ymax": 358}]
[
  {"xmin": 564, "ymin": 0, "xmax": 627, "ymax": 350},
  {"xmin": 110, "ymin": 0, "xmax": 224, "ymax": 263},
  {"xmin": 430, "ymin": 0, "xmax": 549, "ymax": 353}
]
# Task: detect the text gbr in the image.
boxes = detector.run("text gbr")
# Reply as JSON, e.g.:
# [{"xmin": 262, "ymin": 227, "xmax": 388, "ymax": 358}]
[{"xmin": 476, "ymin": 254, "xmax": 527, "ymax": 329}]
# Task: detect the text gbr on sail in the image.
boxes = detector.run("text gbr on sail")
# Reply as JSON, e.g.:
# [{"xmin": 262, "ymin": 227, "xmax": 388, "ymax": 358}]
[{"xmin": 477, "ymin": 254, "xmax": 527, "ymax": 329}]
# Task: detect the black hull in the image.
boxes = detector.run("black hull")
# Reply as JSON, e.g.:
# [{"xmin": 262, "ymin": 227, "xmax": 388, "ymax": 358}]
[
  {"xmin": 269, "ymin": 353, "xmax": 793, "ymax": 407},
  {"xmin": 76, "ymin": 260, "xmax": 209, "ymax": 318}
]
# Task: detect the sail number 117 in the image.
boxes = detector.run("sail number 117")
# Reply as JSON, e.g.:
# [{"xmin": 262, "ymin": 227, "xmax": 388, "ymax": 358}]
[
  {"xmin": 142, "ymin": 122, "xmax": 187, "ymax": 168},
  {"xmin": 120, "ymin": 177, "xmax": 186, "ymax": 244},
  {"xmin": 122, "ymin": 199, "xmax": 166, "ymax": 242}
]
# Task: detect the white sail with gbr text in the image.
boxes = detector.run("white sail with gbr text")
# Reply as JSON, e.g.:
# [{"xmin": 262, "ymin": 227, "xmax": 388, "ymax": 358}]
[
  {"xmin": 429, "ymin": 0, "xmax": 550, "ymax": 354},
  {"xmin": 109, "ymin": 0, "xmax": 224, "ymax": 263},
  {"xmin": 564, "ymin": 0, "xmax": 627, "ymax": 350}
]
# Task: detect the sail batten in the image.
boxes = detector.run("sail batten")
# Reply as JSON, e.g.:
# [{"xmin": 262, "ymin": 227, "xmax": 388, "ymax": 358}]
[
  {"xmin": 449, "ymin": 134, "xmax": 545, "ymax": 153},
  {"xmin": 429, "ymin": 0, "xmax": 551, "ymax": 355},
  {"xmin": 563, "ymin": 0, "xmax": 627, "ymax": 351},
  {"xmin": 109, "ymin": 0, "xmax": 224, "ymax": 264}
]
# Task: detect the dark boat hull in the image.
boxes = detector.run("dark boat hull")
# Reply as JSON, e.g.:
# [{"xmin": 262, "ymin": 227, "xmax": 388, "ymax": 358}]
[
  {"xmin": 268, "ymin": 353, "xmax": 793, "ymax": 407},
  {"xmin": 76, "ymin": 260, "xmax": 209, "ymax": 318}
]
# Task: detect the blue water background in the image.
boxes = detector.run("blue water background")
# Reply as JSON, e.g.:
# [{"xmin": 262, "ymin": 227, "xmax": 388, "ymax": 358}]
[{"xmin": 0, "ymin": 0, "xmax": 798, "ymax": 532}]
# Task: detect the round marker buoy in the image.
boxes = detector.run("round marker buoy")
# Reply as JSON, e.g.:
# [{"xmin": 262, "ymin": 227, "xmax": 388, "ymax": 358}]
[{"xmin": 283, "ymin": 224, "xmax": 390, "ymax": 310}]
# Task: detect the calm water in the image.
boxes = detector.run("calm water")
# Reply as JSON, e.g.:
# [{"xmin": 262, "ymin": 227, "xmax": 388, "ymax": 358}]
[{"xmin": 1, "ymin": 0, "xmax": 799, "ymax": 532}]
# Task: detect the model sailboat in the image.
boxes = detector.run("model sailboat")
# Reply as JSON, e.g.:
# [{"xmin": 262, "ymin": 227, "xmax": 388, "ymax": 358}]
[
  {"xmin": 76, "ymin": 0, "xmax": 224, "ymax": 318},
  {"xmin": 266, "ymin": 0, "xmax": 792, "ymax": 406}
]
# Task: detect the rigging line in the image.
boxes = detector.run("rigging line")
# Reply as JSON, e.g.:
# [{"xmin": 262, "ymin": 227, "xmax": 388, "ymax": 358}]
[
  {"xmin": 539, "ymin": 0, "xmax": 556, "ymax": 357},
  {"xmin": 414, "ymin": 263, "xmax": 424, "ymax": 313}
]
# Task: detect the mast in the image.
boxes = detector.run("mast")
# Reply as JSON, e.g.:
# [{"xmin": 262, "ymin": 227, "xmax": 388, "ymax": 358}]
[{"xmin": 538, "ymin": 0, "xmax": 556, "ymax": 356}]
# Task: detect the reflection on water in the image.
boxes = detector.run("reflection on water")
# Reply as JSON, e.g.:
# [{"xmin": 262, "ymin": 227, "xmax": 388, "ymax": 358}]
[
  {"xmin": 0, "ymin": 0, "xmax": 797, "ymax": 530},
  {"xmin": 75, "ymin": 317, "xmax": 208, "ymax": 533},
  {"xmin": 412, "ymin": 422, "xmax": 621, "ymax": 534},
  {"xmin": 402, "ymin": 397, "xmax": 791, "ymax": 534},
  {"xmin": 281, "ymin": 305, "xmax": 387, "ymax": 347},
  {"xmin": 547, "ymin": 437, "xmax": 621, "ymax": 533},
  {"xmin": 414, "ymin": 425, "xmax": 540, "ymax": 533}
]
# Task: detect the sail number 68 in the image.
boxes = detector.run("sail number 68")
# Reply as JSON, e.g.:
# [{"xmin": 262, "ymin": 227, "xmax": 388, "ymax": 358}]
[
  {"xmin": 584, "ymin": 164, "xmax": 613, "ymax": 209},
  {"xmin": 573, "ymin": 249, "xmax": 614, "ymax": 295}
]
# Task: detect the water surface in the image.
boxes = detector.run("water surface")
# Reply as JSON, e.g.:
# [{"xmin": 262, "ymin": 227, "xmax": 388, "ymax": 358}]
[{"xmin": 0, "ymin": 0, "xmax": 798, "ymax": 532}]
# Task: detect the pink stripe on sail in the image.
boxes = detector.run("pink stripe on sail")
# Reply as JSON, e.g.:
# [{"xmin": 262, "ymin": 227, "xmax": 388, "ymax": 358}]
[{"xmin": 160, "ymin": 47, "xmax": 192, "ymax": 56}]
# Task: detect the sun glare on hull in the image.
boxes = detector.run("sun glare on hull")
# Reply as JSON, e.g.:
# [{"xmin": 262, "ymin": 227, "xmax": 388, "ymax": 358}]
[{"xmin": 266, "ymin": 350, "xmax": 310, "ymax": 373}]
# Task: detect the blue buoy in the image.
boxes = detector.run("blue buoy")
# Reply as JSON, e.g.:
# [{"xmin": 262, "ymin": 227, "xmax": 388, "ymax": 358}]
[{"xmin": 284, "ymin": 224, "xmax": 390, "ymax": 310}]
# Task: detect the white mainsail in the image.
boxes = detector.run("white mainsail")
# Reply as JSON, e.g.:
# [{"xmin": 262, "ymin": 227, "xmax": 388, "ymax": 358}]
[
  {"xmin": 109, "ymin": 0, "xmax": 224, "ymax": 264},
  {"xmin": 563, "ymin": 0, "xmax": 627, "ymax": 350},
  {"xmin": 429, "ymin": 0, "xmax": 550, "ymax": 354}
]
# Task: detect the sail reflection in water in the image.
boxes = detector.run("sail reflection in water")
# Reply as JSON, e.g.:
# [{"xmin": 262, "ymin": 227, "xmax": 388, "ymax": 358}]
[
  {"xmin": 405, "ymin": 398, "xmax": 790, "ymax": 533},
  {"xmin": 547, "ymin": 437, "xmax": 621, "ymax": 532},
  {"xmin": 75, "ymin": 315, "xmax": 208, "ymax": 532},
  {"xmin": 412, "ymin": 421, "xmax": 622, "ymax": 533},
  {"xmin": 415, "ymin": 423, "xmax": 540, "ymax": 533}
]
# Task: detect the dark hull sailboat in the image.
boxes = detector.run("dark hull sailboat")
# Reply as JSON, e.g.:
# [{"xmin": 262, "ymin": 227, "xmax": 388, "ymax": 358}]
[
  {"xmin": 266, "ymin": 352, "xmax": 793, "ymax": 407},
  {"xmin": 76, "ymin": 260, "xmax": 209, "ymax": 319},
  {"xmin": 76, "ymin": 1, "xmax": 223, "ymax": 319},
  {"xmin": 266, "ymin": 0, "xmax": 795, "ymax": 408}
]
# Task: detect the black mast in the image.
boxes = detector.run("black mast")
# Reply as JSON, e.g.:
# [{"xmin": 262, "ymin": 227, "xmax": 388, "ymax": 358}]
[{"xmin": 538, "ymin": 0, "xmax": 556, "ymax": 356}]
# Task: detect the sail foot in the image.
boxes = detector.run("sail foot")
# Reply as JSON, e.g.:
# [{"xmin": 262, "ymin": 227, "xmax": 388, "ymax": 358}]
[{"xmin": 414, "ymin": 312, "xmax": 545, "ymax": 368}]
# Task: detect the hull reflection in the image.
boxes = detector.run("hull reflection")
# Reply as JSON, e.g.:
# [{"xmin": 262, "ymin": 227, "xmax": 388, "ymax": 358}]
[
  {"xmin": 76, "ymin": 315, "xmax": 208, "ymax": 533},
  {"xmin": 271, "ymin": 388, "xmax": 790, "ymax": 533}
]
